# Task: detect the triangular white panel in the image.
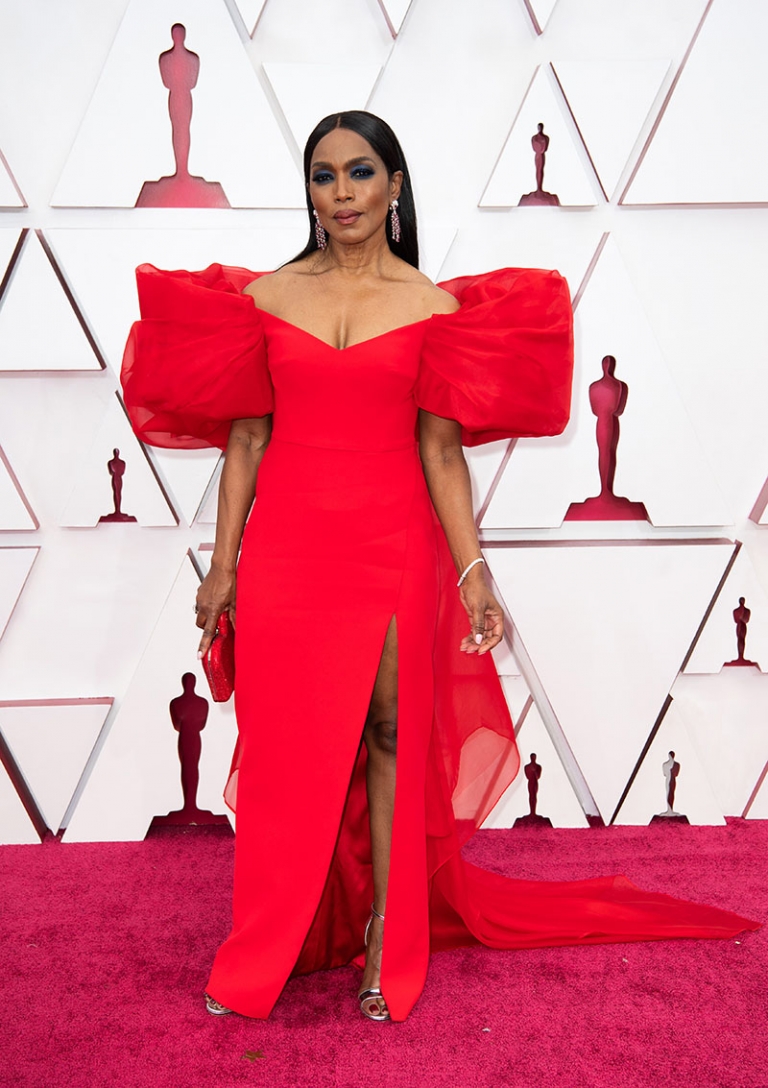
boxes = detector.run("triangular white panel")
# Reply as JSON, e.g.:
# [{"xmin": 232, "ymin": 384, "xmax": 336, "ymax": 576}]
[
  {"xmin": 483, "ymin": 238, "xmax": 730, "ymax": 528},
  {"xmin": 480, "ymin": 66, "xmax": 600, "ymax": 208},
  {"xmin": 0, "ymin": 764, "xmax": 38, "ymax": 844},
  {"xmin": 52, "ymin": 0, "xmax": 303, "ymax": 208},
  {"xmin": 377, "ymin": 0, "xmax": 413, "ymax": 36},
  {"xmin": 60, "ymin": 395, "xmax": 177, "ymax": 527},
  {"xmin": 523, "ymin": 0, "xmax": 559, "ymax": 35},
  {"xmin": 672, "ymin": 671, "xmax": 768, "ymax": 816},
  {"xmin": 0, "ymin": 444, "xmax": 37, "ymax": 530},
  {"xmin": 613, "ymin": 701, "xmax": 725, "ymax": 826},
  {"xmin": 149, "ymin": 447, "xmax": 222, "ymax": 527},
  {"xmin": 685, "ymin": 548, "xmax": 768, "ymax": 674},
  {"xmin": 484, "ymin": 704, "xmax": 588, "ymax": 828},
  {"xmin": 231, "ymin": 0, "xmax": 269, "ymax": 36},
  {"xmin": 0, "ymin": 547, "xmax": 38, "ymax": 641},
  {"xmin": 65, "ymin": 555, "xmax": 237, "ymax": 842},
  {"xmin": 553, "ymin": 59, "xmax": 670, "ymax": 200},
  {"xmin": 0, "ymin": 701, "xmax": 111, "ymax": 832},
  {"xmin": 0, "ymin": 150, "xmax": 24, "ymax": 207},
  {"xmin": 625, "ymin": 0, "xmax": 768, "ymax": 204},
  {"xmin": 490, "ymin": 541, "xmax": 733, "ymax": 820},
  {"xmin": 0, "ymin": 232, "xmax": 102, "ymax": 372},
  {"xmin": 263, "ymin": 63, "xmax": 382, "ymax": 151}
]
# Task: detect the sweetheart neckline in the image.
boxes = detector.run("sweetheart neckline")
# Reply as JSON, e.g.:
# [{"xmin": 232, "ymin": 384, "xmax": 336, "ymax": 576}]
[{"xmin": 250, "ymin": 305, "xmax": 432, "ymax": 353}]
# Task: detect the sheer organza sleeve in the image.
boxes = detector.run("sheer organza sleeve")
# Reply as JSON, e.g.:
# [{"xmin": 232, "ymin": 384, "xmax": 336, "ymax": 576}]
[
  {"xmin": 121, "ymin": 263, "xmax": 273, "ymax": 451},
  {"xmin": 417, "ymin": 267, "xmax": 574, "ymax": 446}
]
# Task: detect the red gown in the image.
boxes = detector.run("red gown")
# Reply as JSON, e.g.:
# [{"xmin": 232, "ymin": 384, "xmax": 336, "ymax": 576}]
[{"xmin": 122, "ymin": 263, "xmax": 758, "ymax": 1021}]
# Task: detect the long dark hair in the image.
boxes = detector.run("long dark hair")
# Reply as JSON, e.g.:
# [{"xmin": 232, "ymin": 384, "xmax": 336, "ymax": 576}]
[{"xmin": 288, "ymin": 111, "xmax": 419, "ymax": 270}]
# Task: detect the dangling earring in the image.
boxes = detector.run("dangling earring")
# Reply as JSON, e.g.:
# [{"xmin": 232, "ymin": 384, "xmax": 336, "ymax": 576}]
[
  {"xmin": 313, "ymin": 209, "xmax": 327, "ymax": 250},
  {"xmin": 389, "ymin": 200, "xmax": 401, "ymax": 244}
]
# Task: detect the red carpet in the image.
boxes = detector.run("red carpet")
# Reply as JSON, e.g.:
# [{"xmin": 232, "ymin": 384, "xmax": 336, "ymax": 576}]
[{"xmin": 2, "ymin": 820, "xmax": 765, "ymax": 1088}]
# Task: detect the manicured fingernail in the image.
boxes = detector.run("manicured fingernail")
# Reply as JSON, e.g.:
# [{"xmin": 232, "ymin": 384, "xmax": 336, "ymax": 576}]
[
  {"xmin": 475, "ymin": 634, "xmax": 483, "ymax": 644},
  {"xmin": 197, "ymin": 650, "xmax": 203, "ymax": 660}
]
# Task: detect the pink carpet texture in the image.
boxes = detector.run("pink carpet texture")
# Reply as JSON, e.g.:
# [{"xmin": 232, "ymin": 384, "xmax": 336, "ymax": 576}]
[{"xmin": 2, "ymin": 820, "xmax": 766, "ymax": 1088}]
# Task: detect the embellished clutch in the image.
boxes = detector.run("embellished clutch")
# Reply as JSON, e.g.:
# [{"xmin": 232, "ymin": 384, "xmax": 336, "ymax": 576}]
[{"xmin": 202, "ymin": 611, "xmax": 235, "ymax": 702}]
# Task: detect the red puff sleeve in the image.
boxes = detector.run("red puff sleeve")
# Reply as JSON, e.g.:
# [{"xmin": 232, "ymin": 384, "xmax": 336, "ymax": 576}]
[
  {"xmin": 417, "ymin": 267, "xmax": 574, "ymax": 446},
  {"xmin": 121, "ymin": 263, "xmax": 273, "ymax": 451}
]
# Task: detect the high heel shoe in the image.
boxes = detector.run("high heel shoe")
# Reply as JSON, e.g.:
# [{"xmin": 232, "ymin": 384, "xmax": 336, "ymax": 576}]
[
  {"xmin": 204, "ymin": 991, "xmax": 232, "ymax": 1016},
  {"xmin": 358, "ymin": 904, "xmax": 390, "ymax": 1022}
]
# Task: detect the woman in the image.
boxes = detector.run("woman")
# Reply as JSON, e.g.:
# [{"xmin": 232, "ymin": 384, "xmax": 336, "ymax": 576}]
[{"xmin": 122, "ymin": 111, "xmax": 757, "ymax": 1023}]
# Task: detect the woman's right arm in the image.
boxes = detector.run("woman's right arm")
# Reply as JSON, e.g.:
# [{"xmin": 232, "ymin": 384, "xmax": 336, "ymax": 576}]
[{"xmin": 195, "ymin": 414, "xmax": 272, "ymax": 655}]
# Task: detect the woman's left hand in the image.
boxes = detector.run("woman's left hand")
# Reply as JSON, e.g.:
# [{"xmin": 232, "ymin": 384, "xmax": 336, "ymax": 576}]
[{"xmin": 458, "ymin": 569, "xmax": 504, "ymax": 654}]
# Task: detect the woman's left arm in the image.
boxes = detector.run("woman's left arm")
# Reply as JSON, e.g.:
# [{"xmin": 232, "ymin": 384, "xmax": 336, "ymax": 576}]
[{"xmin": 419, "ymin": 409, "xmax": 503, "ymax": 655}]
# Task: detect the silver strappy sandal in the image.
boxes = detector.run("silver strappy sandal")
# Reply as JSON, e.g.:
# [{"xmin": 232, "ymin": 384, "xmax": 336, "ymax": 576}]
[
  {"xmin": 358, "ymin": 904, "xmax": 390, "ymax": 1022},
  {"xmin": 204, "ymin": 991, "xmax": 232, "ymax": 1016}
]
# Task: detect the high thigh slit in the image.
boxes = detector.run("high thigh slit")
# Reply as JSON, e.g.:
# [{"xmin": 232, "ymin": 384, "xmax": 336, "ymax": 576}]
[
  {"xmin": 121, "ymin": 261, "xmax": 760, "ymax": 1023},
  {"xmin": 359, "ymin": 615, "xmax": 397, "ymax": 1016},
  {"xmin": 363, "ymin": 615, "xmax": 398, "ymax": 910}
]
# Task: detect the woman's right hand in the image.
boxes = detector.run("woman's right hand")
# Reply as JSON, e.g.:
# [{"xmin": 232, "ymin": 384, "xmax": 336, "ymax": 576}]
[{"xmin": 196, "ymin": 564, "xmax": 237, "ymax": 658}]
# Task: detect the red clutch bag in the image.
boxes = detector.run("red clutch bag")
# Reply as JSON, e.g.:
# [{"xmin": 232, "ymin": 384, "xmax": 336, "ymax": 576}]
[{"xmin": 202, "ymin": 611, "xmax": 235, "ymax": 702}]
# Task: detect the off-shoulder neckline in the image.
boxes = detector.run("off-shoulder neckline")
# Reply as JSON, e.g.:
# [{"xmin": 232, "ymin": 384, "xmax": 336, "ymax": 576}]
[{"xmin": 248, "ymin": 302, "xmax": 434, "ymax": 353}]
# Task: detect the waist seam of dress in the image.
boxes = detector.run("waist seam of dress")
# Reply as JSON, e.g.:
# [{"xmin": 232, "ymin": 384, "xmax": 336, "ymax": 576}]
[{"xmin": 269, "ymin": 434, "xmax": 417, "ymax": 454}]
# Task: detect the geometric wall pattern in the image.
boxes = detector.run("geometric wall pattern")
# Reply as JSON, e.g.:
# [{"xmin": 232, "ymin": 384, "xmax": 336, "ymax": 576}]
[{"xmin": 1, "ymin": 0, "xmax": 767, "ymax": 842}]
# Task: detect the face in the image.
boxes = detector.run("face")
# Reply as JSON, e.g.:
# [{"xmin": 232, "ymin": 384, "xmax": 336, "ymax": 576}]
[{"xmin": 308, "ymin": 127, "xmax": 402, "ymax": 247}]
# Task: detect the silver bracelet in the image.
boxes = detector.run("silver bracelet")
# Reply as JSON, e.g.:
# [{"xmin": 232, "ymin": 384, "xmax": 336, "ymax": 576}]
[{"xmin": 457, "ymin": 557, "xmax": 484, "ymax": 587}]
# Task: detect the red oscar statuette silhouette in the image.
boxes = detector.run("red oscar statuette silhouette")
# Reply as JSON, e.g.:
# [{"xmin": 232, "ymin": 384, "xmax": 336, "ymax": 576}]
[
  {"xmin": 514, "ymin": 754, "xmax": 552, "ymax": 828},
  {"xmin": 650, "ymin": 750, "xmax": 689, "ymax": 825},
  {"xmin": 136, "ymin": 23, "xmax": 230, "ymax": 209},
  {"xmin": 724, "ymin": 597, "xmax": 760, "ymax": 669},
  {"xmin": 152, "ymin": 673, "xmax": 229, "ymax": 827},
  {"xmin": 566, "ymin": 355, "xmax": 649, "ymax": 522},
  {"xmin": 518, "ymin": 123, "xmax": 560, "ymax": 207},
  {"xmin": 98, "ymin": 448, "xmax": 137, "ymax": 523}
]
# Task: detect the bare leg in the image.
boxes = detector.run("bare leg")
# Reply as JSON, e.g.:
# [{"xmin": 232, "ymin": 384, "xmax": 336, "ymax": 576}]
[{"xmin": 360, "ymin": 617, "xmax": 398, "ymax": 1018}]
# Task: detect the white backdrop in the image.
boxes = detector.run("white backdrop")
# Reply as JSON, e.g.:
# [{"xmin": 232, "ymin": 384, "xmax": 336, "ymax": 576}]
[{"xmin": 0, "ymin": 0, "xmax": 767, "ymax": 843}]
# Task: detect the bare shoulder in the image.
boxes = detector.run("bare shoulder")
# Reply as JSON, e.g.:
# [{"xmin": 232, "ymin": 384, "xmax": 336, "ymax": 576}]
[
  {"xmin": 242, "ymin": 264, "xmax": 303, "ymax": 310},
  {"xmin": 424, "ymin": 282, "xmax": 460, "ymax": 316},
  {"xmin": 395, "ymin": 265, "xmax": 460, "ymax": 316}
]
